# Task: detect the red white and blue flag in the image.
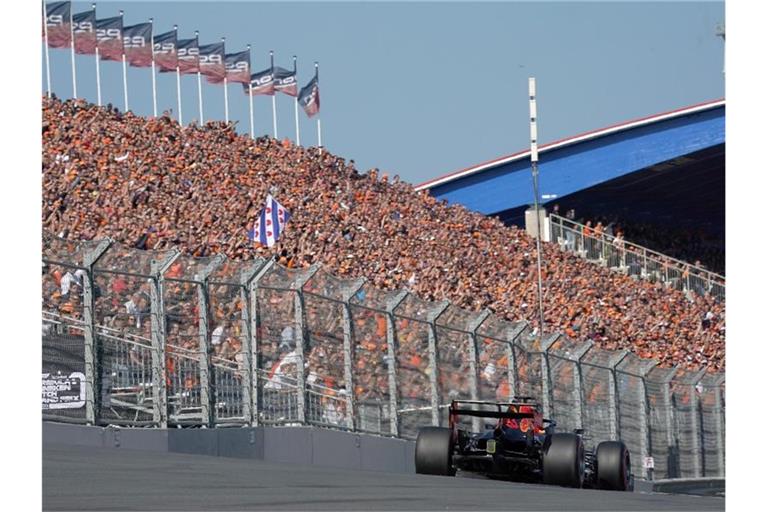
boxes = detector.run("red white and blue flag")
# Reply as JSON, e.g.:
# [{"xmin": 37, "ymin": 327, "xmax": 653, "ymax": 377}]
[
  {"xmin": 243, "ymin": 66, "xmax": 275, "ymax": 95},
  {"xmin": 298, "ymin": 74, "xmax": 320, "ymax": 118},
  {"xmin": 153, "ymin": 29, "xmax": 178, "ymax": 72},
  {"xmin": 123, "ymin": 22, "xmax": 152, "ymax": 67},
  {"xmin": 250, "ymin": 194, "xmax": 291, "ymax": 247},
  {"xmin": 273, "ymin": 66, "xmax": 298, "ymax": 97},
  {"xmin": 44, "ymin": 2, "xmax": 71, "ymax": 48},
  {"xmin": 95, "ymin": 15, "xmax": 123, "ymax": 61},
  {"xmin": 199, "ymin": 41, "xmax": 226, "ymax": 84},
  {"xmin": 72, "ymin": 9, "xmax": 96, "ymax": 55},
  {"xmin": 225, "ymin": 49, "xmax": 251, "ymax": 84},
  {"xmin": 176, "ymin": 37, "xmax": 199, "ymax": 74}
]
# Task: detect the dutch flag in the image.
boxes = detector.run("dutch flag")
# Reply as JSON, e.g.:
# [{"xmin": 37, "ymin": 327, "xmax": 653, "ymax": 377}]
[{"xmin": 250, "ymin": 194, "xmax": 291, "ymax": 247}]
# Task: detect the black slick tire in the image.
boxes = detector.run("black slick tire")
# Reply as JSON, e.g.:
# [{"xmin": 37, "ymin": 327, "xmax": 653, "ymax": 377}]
[
  {"xmin": 596, "ymin": 441, "xmax": 631, "ymax": 491},
  {"xmin": 543, "ymin": 433, "xmax": 585, "ymax": 488},
  {"xmin": 415, "ymin": 427, "xmax": 456, "ymax": 476}
]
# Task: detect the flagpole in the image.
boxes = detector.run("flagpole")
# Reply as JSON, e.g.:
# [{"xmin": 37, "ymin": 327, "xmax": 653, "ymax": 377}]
[
  {"xmin": 195, "ymin": 31, "xmax": 203, "ymax": 124},
  {"xmin": 120, "ymin": 10, "xmax": 128, "ymax": 111},
  {"xmin": 174, "ymin": 25, "xmax": 182, "ymax": 125},
  {"xmin": 293, "ymin": 55, "xmax": 300, "ymax": 146},
  {"xmin": 69, "ymin": 6, "xmax": 77, "ymax": 98},
  {"xmin": 247, "ymin": 44, "xmax": 254, "ymax": 138},
  {"xmin": 93, "ymin": 4, "xmax": 101, "ymax": 106},
  {"xmin": 43, "ymin": 1, "xmax": 52, "ymax": 98},
  {"xmin": 528, "ymin": 77, "xmax": 545, "ymax": 335},
  {"xmin": 222, "ymin": 37, "xmax": 229, "ymax": 123},
  {"xmin": 315, "ymin": 61, "xmax": 322, "ymax": 154},
  {"xmin": 270, "ymin": 50, "xmax": 277, "ymax": 138},
  {"xmin": 150, "ymin": 18, "xmax": 157, "ymax": 117}
]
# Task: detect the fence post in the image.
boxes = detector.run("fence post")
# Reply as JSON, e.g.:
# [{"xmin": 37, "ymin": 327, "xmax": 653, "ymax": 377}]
[
  {"xmin": 505, "ymin": 322, "xmax": 529, "ymax": 399},
  {"xmin": 690, "ymin": 368, "xmax": 707, "ymax": 478},
  {"xmin": 427, "ymin": 300, "xmax": 451, "ymax": 426},
  {"xmin": 341, "ymin": 277, "xmax": 366, "ymax": 431},
  {"xmin": 82, "ymin": 238, "xmax": 112, "ymax": 425},
  {"xmin": 385, "ymin": 290, "xmax": 408, "ymax": 437},
  {"xmin": 709, "ymin": 373, "xmax": 726, "ymax": 477},
  {"xmin": 195, "ymin": 255, "xmax": 224, "ymax": 427},
  {"xmin": 570, "ymin": 341, "xmax": 594, "ymax": 430},
  {"xmin": 659, "ymin": 365, "xmax": 679, "ymax": 478},
  {"xmin": 293, "ymin": 265, "xmax": 320, "ymax": 425},
  {"xmin": 540, "ymin": 333, "xmax": 560, "ymax": 420},
  {"xmin": 467, "ymin": 309, "xmax": 491, "ymax": 432},
  {"xmin": 608, "ymin": 350, "xmax": 630, "ymax": 440},
  {"xmin": 247, "ymin": 259, "xmax": 275, "ymax": 427},
  {"xmin": 149, "ymin": 250, "xmax": 180, "ymax": 428}
]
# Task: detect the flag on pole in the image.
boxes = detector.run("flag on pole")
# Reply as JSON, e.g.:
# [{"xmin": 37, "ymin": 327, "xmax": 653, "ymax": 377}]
[
  {"xmin": 298, "ymin": 74, "xmax": 320, "ymax": 118},
  {"xmin": 44, "ymin": 2, "xmax": 72, "ymax": 48},
  {"xmin": 274, "ymin": 66, "xmax": 298, "ymax": 97},
  {"xmin": 95, "ymin": 16, "xmax": 123, "ymax": 61},
  {"xmin": 72, "ymin": 9, "xmax": 96, "ymax": 55},
  {"xmin": 249, "ymin": 194, "xmax": 291, "ymax": 247},
  {"xmin": 199, "ymin": 41, "xmax": 225, "ymax": 83},
  {"xmin": 224, "ymin": 49, "xmax": 251, "ymax": 84},
  {"xmin": 153, "ymin": 29, "xmax": 178, "ymax": 72},
  {"xmin": 243, "ymin": 67, "xmax": 275, "ymax": 95},
  {"xmin": 122, "ymin": 22, "xmax": 152, "ymax": 67},
  {"xmin": 176, "ymin": 37, "xmax": 199, "ymax": 74}
]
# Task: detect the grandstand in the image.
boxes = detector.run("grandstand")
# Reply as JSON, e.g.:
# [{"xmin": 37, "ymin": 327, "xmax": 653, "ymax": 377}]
[{"xmin": 42, "ymin": 95, "xmax": 724, "ymax": 372}]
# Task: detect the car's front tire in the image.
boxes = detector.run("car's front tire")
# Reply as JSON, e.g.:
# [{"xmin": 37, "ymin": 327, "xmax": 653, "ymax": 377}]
[
  {"xmin": 415, "ymin": 427, "xmax": 456, "ymax": 476},
  {"xmin": 596, "ymin": 441, "xmax": 631, "ymax": 491},
  {"xmin": 543, "ymin": 433, "xmax": 585, "ymax": 488}
]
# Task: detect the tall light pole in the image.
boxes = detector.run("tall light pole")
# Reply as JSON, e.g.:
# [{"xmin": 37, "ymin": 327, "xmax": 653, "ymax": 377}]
[
  {"xmin": 529, "ymin": 77, "xmax": 546, "ymax": 334},
  {"xmin": 715, "ymin": 23, "xmax": 725, "ymax": 76}
]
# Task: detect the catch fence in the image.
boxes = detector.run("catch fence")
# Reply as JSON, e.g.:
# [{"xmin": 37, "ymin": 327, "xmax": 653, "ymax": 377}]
[{"xmin": 41, "ymin": 232, "xmax": 725, "ymax": 479}]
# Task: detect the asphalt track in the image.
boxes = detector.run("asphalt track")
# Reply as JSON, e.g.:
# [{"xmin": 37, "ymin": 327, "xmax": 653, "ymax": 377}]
[{"xmin": 43, "ymin": 443, "xmax": 724, "ymax": 511}]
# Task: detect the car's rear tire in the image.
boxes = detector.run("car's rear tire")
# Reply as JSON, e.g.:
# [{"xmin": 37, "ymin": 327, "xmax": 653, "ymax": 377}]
[
  {"xmin": 543, "ymin": 433, "xmax": 584, "ymax": 488},
  {"xmin": 415, "ymin": 427, "xmax": 456, "ymax": 476},
  {"xmin": 596, "ymin": 441, "xmax": 631, "ymax": 491}
]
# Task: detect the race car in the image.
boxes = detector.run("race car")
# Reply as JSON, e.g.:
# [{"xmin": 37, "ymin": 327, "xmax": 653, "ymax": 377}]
[{"xmin": 414, "ymin": 399, "xmax": 632, "ymax": 491}]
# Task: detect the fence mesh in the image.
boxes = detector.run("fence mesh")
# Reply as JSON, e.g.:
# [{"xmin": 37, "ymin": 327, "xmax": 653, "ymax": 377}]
[{"xmin": 40, "ymin": 232, "xmax": 725, "ymax": 481}]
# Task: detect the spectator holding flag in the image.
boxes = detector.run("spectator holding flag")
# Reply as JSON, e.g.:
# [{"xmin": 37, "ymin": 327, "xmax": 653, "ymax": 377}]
[{"xmin": 250, "ymin": 194, "xmax": 291, "ymax": 247}]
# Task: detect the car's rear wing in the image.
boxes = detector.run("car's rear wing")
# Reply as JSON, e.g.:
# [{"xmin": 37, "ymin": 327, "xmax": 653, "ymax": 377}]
[{"xmin": 448, "ymin": 399, "xmax": 539, "ymax": 420}]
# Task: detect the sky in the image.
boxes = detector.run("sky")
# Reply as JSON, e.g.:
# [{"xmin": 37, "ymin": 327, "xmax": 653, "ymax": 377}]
[{"xmin": 42, "ymin": 0, "xmax": 725, "ymax": 185}]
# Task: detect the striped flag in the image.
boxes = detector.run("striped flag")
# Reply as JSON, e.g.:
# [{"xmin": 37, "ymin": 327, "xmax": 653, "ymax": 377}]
[{"xmin": 250, "ymin": 194, "xmax": 291, "ymax": 247}]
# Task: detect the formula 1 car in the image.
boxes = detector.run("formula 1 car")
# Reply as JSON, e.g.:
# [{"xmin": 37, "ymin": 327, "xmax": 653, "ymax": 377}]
[{"xmin": 414, "ymin": 399, "xmax": 632, "ymax": 491}]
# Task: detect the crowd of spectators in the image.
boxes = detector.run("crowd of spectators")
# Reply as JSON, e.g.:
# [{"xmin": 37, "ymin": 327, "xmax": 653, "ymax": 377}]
[
  {"xmin": 42, "ymin": 96, "xmax": 725, "ymax": 385},
  {"xmin": 552, "ymin": 207, "xmax": 725, "ymax": 276}
]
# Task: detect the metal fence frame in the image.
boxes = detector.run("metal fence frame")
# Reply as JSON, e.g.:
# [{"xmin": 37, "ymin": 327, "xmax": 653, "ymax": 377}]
[{"xmin": 41, "ymin": 232, "xmax": 725, "ymax": 479}]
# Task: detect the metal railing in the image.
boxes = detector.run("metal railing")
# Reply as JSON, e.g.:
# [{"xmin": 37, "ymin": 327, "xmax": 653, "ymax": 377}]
[
  {"xmin": 41, "ymin": 231, "xmax": 725, "ymax": 479},
  {"xmin": 549, "ymin": 214, "xmax": 725, "ymax": 302}
]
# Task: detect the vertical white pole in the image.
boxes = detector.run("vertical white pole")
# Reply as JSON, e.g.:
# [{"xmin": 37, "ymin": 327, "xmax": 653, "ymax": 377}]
[
  {"xmin": 528, "ymin": 77, "xmax": 545, "ymax": 334},
  {"xmin": 43, "ymin": 1, "xmax": 52, "ymax": 98},
  {"xmin": 150, "ymin": 18, "xmax": 157, "ymax": 117},
  {"xmin": 293, "ymin": 55, "xmax": 300, "ymax": 146},
  {"xmin": 317, "ymin": 118, "xmax": 322, "ymax": 153},
  {"xmin": 174, "ymin": 26, "xmax": 182, "ymax": 125},
  {"xmin": 95, "ymin": 46, "xmax": 102, "ymax": 106},
  {"xmin": 93, "ymin": 5, "xmax": 101, "ymax": 106},
  {"xmin": 270, "ymin": 50, "xmax": 277, "ymax": 138},
  {"xmin": 120, "ymin": 11, "xmax": 128, "ymax": 111},
  {"xmin": 69, "ymin": 7, "xmax": 77, "ymax": 98},
  {"xmin": 195, "ymin": 31, "xmax": 203, "ymax": 125},
  {"xmin": 222, "ymin": 37, "xmax": 228, "ymax": 123},
  {"xmin": 249, "ymin": 84, "xmax": 254, "ymax": 138}
]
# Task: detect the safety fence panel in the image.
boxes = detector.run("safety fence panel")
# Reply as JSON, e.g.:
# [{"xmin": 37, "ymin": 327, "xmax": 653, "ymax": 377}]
[
  {"xmin": 699, "ymin": 373, "xmax": 725, "ymax": 477},
  {"xmin": 671, "ymin": 369, "xmax": 704, "ymax": 478},
  {"xmin": 256, "ymin": 264, "xmax": 309, "ymax": 425},
  {"xmin": 349, "ymin": 285, "xmax": 396, "ymax": 436},
  {"xmin": 579, "ymin": 346, "xmax": 617, "ymax": 449},
  {"xmin": 547, "ymin": 336, "xmax": 590, "ymax": 434},
  {"xmin": 476, "ymin": 317, "xmax": 528, "ymax": 402},
  {"xmin": 435, "ymin": 305, "xmax": 478, "ymax": 430},
  {"xmin": 303, "ymin": 270, "xmax": 351, "ymax": 430},
  {"xmin": 513, "ymin": 335, "xmax": 545, "ymax": 408},
  {"xmin": 645, "ymin": 367, "xmax": 677, "ymax": 479},
  {"xmin": 616, "ymin": 353, "xmax": 654, "ymax": 477},
  {"xmin": 393, "ymin": 295, "xmax": 435, "ymax": 439}
]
